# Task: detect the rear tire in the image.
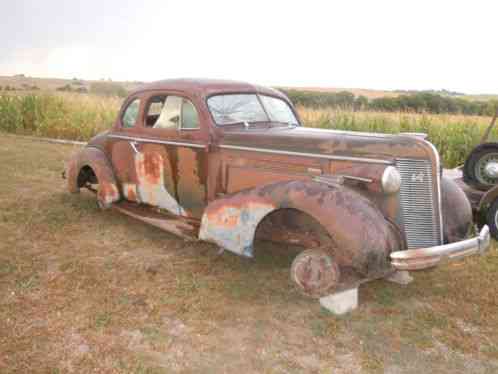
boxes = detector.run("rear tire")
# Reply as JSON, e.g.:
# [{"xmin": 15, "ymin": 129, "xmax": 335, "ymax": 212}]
[{"xmin": 97, "ymin": 198, "xmax": 112, "ymax": 211}]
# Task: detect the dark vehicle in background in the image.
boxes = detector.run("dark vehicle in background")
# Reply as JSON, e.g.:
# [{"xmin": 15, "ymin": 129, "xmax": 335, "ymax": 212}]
[
  {"xmin": 452, "ymin": 110, "xmax": 498, "ymax": 239},
  {"xmin": 65, "ymin": 79, "xmax": 490, "ymax": 299}
]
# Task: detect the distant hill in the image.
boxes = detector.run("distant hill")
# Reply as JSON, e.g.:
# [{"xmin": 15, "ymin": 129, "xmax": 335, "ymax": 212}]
[
  {"xmin": 394, "ymin": 89, "xmax": 465, "ymax": 97},
  {"xmin": 0, "ymin": 75, "xmax": 496, "ymax": 101},
  {"xmin": 279, "ymin": 86, "xmax": 398, "ymax": 99},
  {"xmin": 0, "ymin": 75, "xmax": 143, "ymax": 94}
]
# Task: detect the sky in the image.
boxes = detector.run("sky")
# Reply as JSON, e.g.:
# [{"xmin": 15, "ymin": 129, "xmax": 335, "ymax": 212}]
[{"xmin": 1, "ymin": 0, "xmax": 497, "ymax": 94}]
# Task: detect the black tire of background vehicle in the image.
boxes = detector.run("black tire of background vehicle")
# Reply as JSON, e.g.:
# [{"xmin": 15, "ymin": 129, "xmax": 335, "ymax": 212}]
[
  {"xmin": 485, "ymin": 199, "xmax": 498, "ymax": 240},
  {"xmin": 463, "ymin": 142, "xmax": 498, "ymax": 191}
]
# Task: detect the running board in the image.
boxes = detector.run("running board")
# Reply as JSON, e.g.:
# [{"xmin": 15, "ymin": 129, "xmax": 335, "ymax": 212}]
[{"xmin": 112, "ymin": 201, "xmax": 200, "ymax": 240}]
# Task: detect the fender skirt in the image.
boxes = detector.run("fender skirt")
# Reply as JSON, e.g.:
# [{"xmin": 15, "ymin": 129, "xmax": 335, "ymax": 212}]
[
  {"xmin": 66, "ymin": 146, "xmax": 120, "ymax": 206},
  {"xmin": 199, "ymin": 180, "xmax": 403, "ymax": 276}
]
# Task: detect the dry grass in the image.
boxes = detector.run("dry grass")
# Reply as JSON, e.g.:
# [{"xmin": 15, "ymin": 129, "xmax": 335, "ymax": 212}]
[
  {"xmin": 0, "ymin": 93, "xmax": 121, "ymax": 140},
  {"xmin": 1, "ymin": 135, "xmax": 498, "ymax": 373}
]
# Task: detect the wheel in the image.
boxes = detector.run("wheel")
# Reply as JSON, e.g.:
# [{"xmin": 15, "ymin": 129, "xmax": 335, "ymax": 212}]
[
  {"xmin": 463, "ymin": 143, "xmax": 498, "ymax": 190},
  {"xmin": 485, "ymin": 199, "xmax": 498, "ymax": 240},
  {"xmin": 97, "ymin": 198, "xmax": 112, "ymax": 210},
  {"xmin": 290, "ymin": 248, "xmax": 340, "ymax": 298}
]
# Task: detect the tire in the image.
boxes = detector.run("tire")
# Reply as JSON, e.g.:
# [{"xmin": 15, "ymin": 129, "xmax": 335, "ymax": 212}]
[
  {"xmin": 290, "ymin": 248, "xmax": 340, "ymax": 298},
  {"xmin": 97, "ymin": 198, "xmax": 112, "ymax": 210},
  {"xmin": 463, "ymin": 143, "xmax": 498, "ymax": 191},
  {"xmin": 485, "ymin": 199, "xmax": 498, "ymax": 240}
]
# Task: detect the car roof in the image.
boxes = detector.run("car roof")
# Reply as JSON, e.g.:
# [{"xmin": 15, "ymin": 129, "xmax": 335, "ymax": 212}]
[{"xmin": 130, "ymin": 78, "xmax": 288, "ymax": 99}]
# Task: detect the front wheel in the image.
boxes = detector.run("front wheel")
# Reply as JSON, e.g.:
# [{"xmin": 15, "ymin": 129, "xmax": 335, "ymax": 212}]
[{"xmin": 290, "ymin": 248, "xmax": 340, "ymax": 298}]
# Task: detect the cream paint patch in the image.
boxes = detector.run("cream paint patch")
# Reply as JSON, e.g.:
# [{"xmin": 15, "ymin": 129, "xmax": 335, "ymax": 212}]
[{"xmin": 134, "ymin": 152, "xmax": 187, "ymax": 216}]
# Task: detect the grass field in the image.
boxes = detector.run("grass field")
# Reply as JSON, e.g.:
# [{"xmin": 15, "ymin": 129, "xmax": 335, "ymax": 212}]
[{"xmin": 1, "ymin": 134, "xmax": 498, "ymax": 373}]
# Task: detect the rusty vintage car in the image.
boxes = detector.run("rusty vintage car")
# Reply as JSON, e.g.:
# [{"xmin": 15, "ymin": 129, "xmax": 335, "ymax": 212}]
[{"xmin": 65, "ymin": 79, "xmax": 491, "ymax": 298}]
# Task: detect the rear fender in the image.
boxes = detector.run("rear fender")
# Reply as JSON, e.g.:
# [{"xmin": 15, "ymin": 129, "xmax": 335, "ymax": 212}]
[
  {"xmin": 66, "ymin": 146, "xmax": 120, "ymax": 205},
  {"xmin": 199, "ymin": 180, "xmax": 403, "ymax": 275}
]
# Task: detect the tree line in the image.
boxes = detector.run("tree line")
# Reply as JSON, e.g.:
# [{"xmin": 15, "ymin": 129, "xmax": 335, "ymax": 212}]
[{"xmin": 281, "ymin": 89, "xmax": 498, "ymax": 116}]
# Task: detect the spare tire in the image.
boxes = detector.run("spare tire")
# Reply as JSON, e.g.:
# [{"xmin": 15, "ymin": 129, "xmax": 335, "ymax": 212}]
[{"xmin": 463, "ymin": 142, "xmax": 498, "ymax": 191}]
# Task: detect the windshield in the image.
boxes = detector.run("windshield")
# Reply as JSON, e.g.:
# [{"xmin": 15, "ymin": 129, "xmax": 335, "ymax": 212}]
[{"xmin": 207, "ymin": 94, "xmax": 299, "ymax": 126}]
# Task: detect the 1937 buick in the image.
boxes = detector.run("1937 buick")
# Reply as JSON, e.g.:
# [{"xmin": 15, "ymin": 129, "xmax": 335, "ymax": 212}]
[{"xmin": 65, "ymin": 79, "xmax": 490, "ymax": 299}]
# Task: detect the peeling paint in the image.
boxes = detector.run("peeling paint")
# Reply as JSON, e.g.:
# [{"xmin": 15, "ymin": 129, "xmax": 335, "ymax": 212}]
[
  {"xmin": 135, "ymin": 152, "xmax": 187, "ymax": 217},
  {"xmin": 199, "ymin": 201, "xmax": 275, "ymax": 257}
]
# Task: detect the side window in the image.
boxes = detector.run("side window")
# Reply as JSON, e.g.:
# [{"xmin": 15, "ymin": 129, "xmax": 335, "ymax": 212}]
[
  {"xmin": 144, "ymin": 96, "xmax": 166, "ymax": 127},
  {"xmin": 181, "ymin": 100, "xmax": 200, "ymax": 129},
  {"xmin": 144, "ymin": 95, "xmax": 200, "ymax": 130},
  {"xmin": 122, "ymin": 98, "xmax": 140, "ymax": 128},
  {"xmin": 151, "ymin": 96, "xmax": 182, "ymax": 129}
]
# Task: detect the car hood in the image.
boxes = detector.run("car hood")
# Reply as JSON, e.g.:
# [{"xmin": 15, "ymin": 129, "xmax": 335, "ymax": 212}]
[{"xmin": 217, "ymin": 126, "xmax": 437, "ymax": 162}]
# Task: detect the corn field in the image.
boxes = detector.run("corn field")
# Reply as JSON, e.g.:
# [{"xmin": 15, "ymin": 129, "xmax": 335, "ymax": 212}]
[
  {"xmin": 0, "ymin": 93, "xmax": 120, "ymax": 141},
  {"xmin": 0, "ymin": 93, "xmax": 496, "ymax": 167}
]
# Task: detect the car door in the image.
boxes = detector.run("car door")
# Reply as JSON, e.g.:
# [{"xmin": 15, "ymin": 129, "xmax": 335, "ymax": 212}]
[
  {"xmin": 128, "ymin": 91, "xmax": 209, "ymax": 218},
  {"xmin": 108, "ymin": 94, "xmax": 144, "ymax": 201}
]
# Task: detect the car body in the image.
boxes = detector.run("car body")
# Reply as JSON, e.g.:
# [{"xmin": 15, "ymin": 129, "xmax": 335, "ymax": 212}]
[{"xmin": 65, "ymin": 79, "xmax": 490, "ymax": 297}]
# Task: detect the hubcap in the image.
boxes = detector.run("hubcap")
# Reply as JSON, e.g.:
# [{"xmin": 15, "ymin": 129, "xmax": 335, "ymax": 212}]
[
  {"xmin": 485, "ymin": 162, "xmax": 498, "ymax": 179},
  {"xmin": 475, "ymin": 153, "xmax": 498, "ymax": 186}
]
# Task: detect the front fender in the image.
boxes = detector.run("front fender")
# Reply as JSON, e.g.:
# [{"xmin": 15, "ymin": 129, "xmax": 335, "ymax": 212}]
[
  {"xmin": 441, "ymin": 176, "xmax": 473, "ymax": 242},
  {"xmin": 66, "ymin": 146, "xmax": 120, "ymax": 205},
  {"xmin": 199, "ymin": 180, "xmax": 403, "ymax": 276}
]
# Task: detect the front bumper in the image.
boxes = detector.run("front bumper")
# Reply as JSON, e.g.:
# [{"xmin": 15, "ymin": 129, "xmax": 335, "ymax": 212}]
[{"xmin": 390, "ymin": 225, "xmax": 491, "ymax": 270}]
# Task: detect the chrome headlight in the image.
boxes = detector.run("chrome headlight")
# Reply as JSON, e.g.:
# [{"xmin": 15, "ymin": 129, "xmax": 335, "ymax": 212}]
[{"xmin": 381, "ymin": 166, "xmax": 401, "ymax": 194}]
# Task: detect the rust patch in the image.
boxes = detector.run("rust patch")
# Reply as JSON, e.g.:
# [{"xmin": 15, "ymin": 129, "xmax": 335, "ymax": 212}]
[
  {"xmin": 123, "ymin": 183, "xmax": 138, "ymax": 202},
  {"xmin": 138, "ymin": 152, "xmax": 162, "ymax": 185},
  {"xmin": 99, "ymin": 181, "xmax": 120, "ymax": 205}
]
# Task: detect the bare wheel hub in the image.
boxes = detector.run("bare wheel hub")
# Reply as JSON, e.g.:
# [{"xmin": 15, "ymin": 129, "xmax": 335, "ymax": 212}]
[
  {"xmin": 290, "ymin": 248, "xmax": 340, "ymax": 298},
  {"xmin": 475, "ymin": 153, "xmax": 498, "ymax": 185},
  {"xmin": 484, "ymin": 162, "xmax": 498, "ymax": 179}
]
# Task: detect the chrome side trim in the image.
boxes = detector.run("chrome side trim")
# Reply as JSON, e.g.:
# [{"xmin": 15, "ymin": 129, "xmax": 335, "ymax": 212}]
[
  {"xmin": 219, "ymin": 144, "xmax": 393, "ymax": 165},
  {"xmin": 313, "ymin": 175, "xmax": 345, "ymax": 186},
  {"xmin": 341, "ymin": 175, "xmax": 373, "ymax": 183},
  {"xmin": 108, "ymin": 134, "xmax": 206, "ymax": 148}
]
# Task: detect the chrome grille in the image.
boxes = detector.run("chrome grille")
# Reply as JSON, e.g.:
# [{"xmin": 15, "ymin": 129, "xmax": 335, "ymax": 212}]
[{"xmin": 396, "ymin": 159, "xmax": 442, "ymax": 248}]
